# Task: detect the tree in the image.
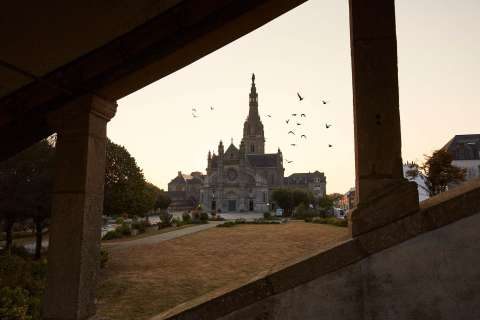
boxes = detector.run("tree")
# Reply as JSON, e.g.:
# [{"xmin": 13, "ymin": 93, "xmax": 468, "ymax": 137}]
[
  {"xmin": 271, "ymin": 188, "xmax": 294, "ymax": 215},
  {"xmin": 407, "ymin": 149, "xmax": 466, "ymax": 196},
  {"xmin": 0, "ymin": 139, "xmax": 54, "ymax": 256},
  {"xmin": 104, "ymin": 139, "xmax": 159, "ymax": 217},
  {"xmin": 271, "ymin": 188, "xmax": 312, "ymax": 216},
  {"xmin": 154, "ymin": 190, "xmax": 172, "ymax": 211}
]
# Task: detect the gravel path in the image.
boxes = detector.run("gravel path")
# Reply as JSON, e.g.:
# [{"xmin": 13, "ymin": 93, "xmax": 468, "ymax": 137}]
[{"xmin": 104, "ymin": 222, "xmax": 224, "ymax": 250}]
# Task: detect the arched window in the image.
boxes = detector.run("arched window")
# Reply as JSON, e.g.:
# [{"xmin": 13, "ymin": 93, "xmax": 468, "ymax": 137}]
[{"xmin": 250, "ymin": 144, "xmax": 255, "ymax": 153}]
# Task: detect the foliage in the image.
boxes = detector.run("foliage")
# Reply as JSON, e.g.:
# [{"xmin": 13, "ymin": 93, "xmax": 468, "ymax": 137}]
[
  {"xmin": 217, "ymin": 221, "xmax": 237, "ymax": 228},
  {"xmin": 0, "ymin": 138, "xmax": 54, "ymax": 256},
  {"xmin": 199, "ymin": 212, "xmax": 209, "ymax": 223},
  {"xmin": 131, "ymin": 220, "xmax": 148, "ymax": 234},
  {"xmin": 263, "ymin": 211, "xmax": 272, "ymax": 220},
  {"xmin": 406, "ymin": 149, "xmax": 466, "ymax": 196},
  {"xmin": 117, "ymin": 223, "xmax": 132, "ymax": 237},
  {"xmin": 158, "ymin": 210, "xmax": 174, "ymax": 228},
  {"xmin": 182, "ymin": 213, "xmax": 192, "ymax": 224},
  {"xmin": 317, "ymin": 195, "xmax": 335, "ymax": 210},
  {"xmin": 102, "ymin": 230, "xmax": 121, "ymax": 240},
  {"xmin": 115, "ymin": 217, "xmax": 125, "ymax": 225},
  {"xmin": 0, "ymin": 254, "xmax": 47, "ymax": 320},
  {"xmin": 154, "ymin": 190, "xmax": 172, "ymax": 210},
  {"xmin": 271, "ymin": 188, "xmax": 314, "ymax": 216},
  {"xmin": 0, "ymin": 287, "xmax": 32, "ymax": 320},
  {"xmin": 305, "ymin": 217, "xmax": 348, "ymax": 227},
  {"xmin": 100, "ymin": 247, "xmax": 109, "ymax": 269},
  {"xmin": 217, "ymin": 218, "xmax": 285, "ymax": 227},
  {"xmin": 104, "ymin": 139, "xmax": 161, "ymax": 217}
]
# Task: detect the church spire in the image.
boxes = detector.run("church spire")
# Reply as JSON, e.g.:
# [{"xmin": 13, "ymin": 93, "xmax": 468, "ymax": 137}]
[{"xmin": 242, "ymin": 73, "xmax": 265, "ymax": 154}]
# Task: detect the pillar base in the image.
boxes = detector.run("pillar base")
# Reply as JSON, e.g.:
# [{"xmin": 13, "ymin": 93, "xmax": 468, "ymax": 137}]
[{"xmin": 349, "ymin": 180, "xmax": 419, "ymax": 237}]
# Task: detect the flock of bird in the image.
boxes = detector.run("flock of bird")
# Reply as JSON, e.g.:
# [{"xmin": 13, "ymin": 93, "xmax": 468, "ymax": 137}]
[{"xmin": 191, "ymin": 91, "xmax": 335, "ymax": 165}]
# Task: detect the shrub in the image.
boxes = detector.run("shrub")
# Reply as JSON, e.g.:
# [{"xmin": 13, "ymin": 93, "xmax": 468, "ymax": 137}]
[
  {"xmin": 263, "ymin": 211, "xmax": 272, "ymax": 220},
  {"xmin": 308, "ymin": 217, "xmax": 348, "ymax": 227},
  {"xmin": 158, "ymin": 210, "xmax": 174, "ymax": 228},
  {"xmin": 182, "ymin": 213, "xmax": 192, "ymax": 224},
  {"xmin": 116, "ymin": 223, "xmax": 132, "ymax": 236},
  {"xmin": 208, "ymin": 215, "xmax": 225, "ymax": 221},
  {"xmin": 100, "ymin": 247, "xmax": 109, "ymax": 269},
  {"xmin": 172, "ymin": 217, "xmax": 184, "ymax": 227},
  {"xmin": 0, "ymin": 254, "xmax": 47, "ymax": 320},
  {"xmin": 200, "ymin": 212, "xmax": 209, "ymax": 222},
  {"xmin": 115, "ymin": 217, "xmax": 125, "ymax": 225},
  {"xmin": 217, "ymin": 221, "xmax": 237, "ymax": 228},
  {"xmin": 131, "ymin": 220, "xmax": 148, "ymax": 233},
  {"xmin": 102, "ymin": 230, "xmax": 121, "ymax": 240},
  {"xmin": 0, "ymin": 287, "xmax": 31, "ymax": 320}
]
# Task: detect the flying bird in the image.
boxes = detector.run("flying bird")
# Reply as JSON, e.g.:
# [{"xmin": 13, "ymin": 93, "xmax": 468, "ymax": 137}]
[
  {"xmin": 291, "ymin": 113, "xmax": 297, "ymax": 116},
  {"xmin": 285, "ymin": 119, "xmax": 290, "ymax": 124},
  {"xmin": 192, "ymin": 113, "xmax": 199, "ymax": 118},
  {"xmin": 300, "ymin": 114, "xmax": 306, "ymax": 117},
  {"xmin": 322, "ymin": 100, "xmax": 329, "ymax": 105},
  {"xmin": 267, "ymin": 114, "xmax": 272, "ymax": 118},
  {"xmin": 297, "ymin": 92, "xmax": 304, "ymax": 101},
  {"xmin": 291, "ymin": 143, "xmax": 297, "ymax": 147},
  {"xmin": 296, "ymin": 123, "xmax": 301, "ymax": 126},
  {"xmin": 286, "ymin": 159, "xmax": 294, "ymax": 164},
  {"xmin": 192, "ymin": 108, "xmax": 197, "ymax": 112},
  {"xmin": 325, "ymin": 124, "xmax": 332, "ymax": 129},
  {"xmin": 301, "ymin": 134, "xmax": 307, "ymax": 139},
  {"xmin": 328, "ymin": 144, "xmax": 333, "ymax": 148},
  {"xmin": 210, "ymin": 106, "xmax": 214, "ymax": 110},
  {"xmin": 288, "ymin": 131, "xmax": 295, "ymax": 135}
]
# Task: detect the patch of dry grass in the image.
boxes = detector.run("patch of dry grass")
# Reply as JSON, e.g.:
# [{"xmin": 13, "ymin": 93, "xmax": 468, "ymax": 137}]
[{"xmin": 96, "ymin": 222, "xmax": 349, "ymax": 320}]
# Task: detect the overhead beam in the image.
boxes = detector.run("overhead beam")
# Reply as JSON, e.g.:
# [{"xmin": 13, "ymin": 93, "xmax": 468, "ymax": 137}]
[{"xmin": 0, "ymin": 0, "xmax": 307, "ymax": 161}]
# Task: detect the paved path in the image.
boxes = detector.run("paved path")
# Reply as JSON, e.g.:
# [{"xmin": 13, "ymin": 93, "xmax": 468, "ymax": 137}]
[{"xmin": 104, "ymin": 221, "xmax": 223, "ymax": 250}]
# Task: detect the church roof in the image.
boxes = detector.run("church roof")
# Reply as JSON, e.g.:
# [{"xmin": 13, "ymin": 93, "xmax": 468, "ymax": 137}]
[
  {"xmin": 442, "ymin": 134, "xmax": 480, "ymax": 160},
  {"xmin": 247, "ymin": 153, "xmax": 279, "ymax": 167}
]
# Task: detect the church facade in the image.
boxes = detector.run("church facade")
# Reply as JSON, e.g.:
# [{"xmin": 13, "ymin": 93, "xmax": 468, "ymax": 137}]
[{"xmin": 168, "ymin": 74, "xmax": 326, "ymax": 213}]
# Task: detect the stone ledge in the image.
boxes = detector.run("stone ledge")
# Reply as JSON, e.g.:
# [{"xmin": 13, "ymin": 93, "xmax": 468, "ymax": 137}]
[{"xmin": 157, "ymin": 178, "xmax": 480, "ymax": 320}]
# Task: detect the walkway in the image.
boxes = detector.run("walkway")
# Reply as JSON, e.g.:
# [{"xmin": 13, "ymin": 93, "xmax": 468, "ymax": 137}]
[{"xmin": 104, "ymin": 221, "xmax": 223, "ymax": 250}]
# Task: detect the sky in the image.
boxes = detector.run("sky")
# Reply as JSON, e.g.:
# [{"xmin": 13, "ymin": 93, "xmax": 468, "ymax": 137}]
[{"xmin": 108, "ymin": 0, "xmax": 480, "ymax": 194}]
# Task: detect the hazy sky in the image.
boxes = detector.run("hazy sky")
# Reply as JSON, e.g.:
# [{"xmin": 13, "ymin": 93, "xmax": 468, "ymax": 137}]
[{"xmin": 109, "ymin": 0, "xmax": 480, "ymax": 193}]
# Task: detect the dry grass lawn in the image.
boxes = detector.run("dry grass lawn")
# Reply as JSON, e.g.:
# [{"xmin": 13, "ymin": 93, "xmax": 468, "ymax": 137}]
[{"xmin": 96, "ymin": 221, "xmax": 349, "ymax": 320}]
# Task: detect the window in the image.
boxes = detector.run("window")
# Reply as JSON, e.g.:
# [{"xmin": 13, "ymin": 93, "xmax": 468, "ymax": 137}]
[{"xmin": 250, "ymin": 144, "xmax": 255, "ymax": 152}]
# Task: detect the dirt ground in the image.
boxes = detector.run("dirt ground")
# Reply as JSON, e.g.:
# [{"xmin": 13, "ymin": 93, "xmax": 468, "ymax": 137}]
[{"xmin": 96, "ymin": 221, "xmax": 349, "ymax": 320}]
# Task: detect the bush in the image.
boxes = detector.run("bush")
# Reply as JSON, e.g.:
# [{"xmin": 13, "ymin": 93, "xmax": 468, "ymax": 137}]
[
  {"xmin": 217, "ymin": 221, "xmax": 237, "ymax": 228},
  {"xmin": 115, "ymin": 217, "xmax": 125, "ymax": 225},
  {"xmin": 200, "ymin": 212, "xmax": 209, "ymax": 222},
  {"xmin": 0, "ymin": 254, "xmax": 46, "ymax": 320},
  {"xmin": 182, "ymin": 213, "xmax": 192, "ymax": 224},
  {"xmin": 0, "ymin": 287, "xmax": 31, "ymax": 320},
  {"xmin": 208, "ymin": 215, "xmax": 225, "ymax": 221},
  {"xmin": 100, "ymin": 247, "xmax": 109, "ymax": 269},
  {"xmin": 158, "ymin": 210, "xmax": 174, "ymax": 228},
  {"xmin": 102, "ymin": 230, "xmax": 121, "ymax": 240},
  {"xmin": 116, "ymin": 223, "xmax": 132, "ymax": 236},
  {"xmin": 308, "ymin": 217, "xmax": 348, "ymax": 227},
  {"xmin": 263, "ymin": 211, "xmax": 272, "ymax": 220},
  {"xmin": 131, "ymin": 220, "xmax": 148, "ymax": 233}
]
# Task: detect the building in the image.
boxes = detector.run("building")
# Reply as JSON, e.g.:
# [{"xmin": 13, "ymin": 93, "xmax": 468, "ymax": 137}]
[
  {"xmin": 442, "ymin": 134, "xmax": 480, "ymax": 181},
  {"xmin": 168, "ymin": 74, "xmax": 326, "ymax": 212},
  {"xmin": 167, "ymin": 171, "xmax": 204, "ymax": 211},
  {"xmin": 284, "ymin": 171, "xmax": 326, "ymax": 198}
]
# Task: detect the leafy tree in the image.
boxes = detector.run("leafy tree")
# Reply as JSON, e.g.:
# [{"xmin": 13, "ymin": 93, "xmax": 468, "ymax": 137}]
[
  {"xmin": 271, "ymin": 188, "xmax": 313, "ymax": 216},
  {"xmin": 104, "ymin": 139, "xmax": 158, "ymax": 217},
  {"xmin": 154, "ymin": 190, "xmax": 172, "ymax": 211},
  {"xmin": 407, "ymin": 149, "xmax": 466, "ymax": 196},
  {"xmin": 271, "ymin": 188, "xmax": 294, "ymax": 215},
  {"xmin": 0, "ymin": 139, "xmax": 54, "ymax": 256}
]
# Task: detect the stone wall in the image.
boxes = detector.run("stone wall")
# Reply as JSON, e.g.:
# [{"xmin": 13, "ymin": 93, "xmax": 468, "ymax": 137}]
[{"xmin": 221, "ymin": 212, "xmax": 480, "ymax": 320}]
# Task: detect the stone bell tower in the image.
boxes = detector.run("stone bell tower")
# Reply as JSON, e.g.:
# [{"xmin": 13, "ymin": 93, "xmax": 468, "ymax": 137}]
[{"xmin": 242, "ymin": 73, "xmax": 265, "ymax": 155}]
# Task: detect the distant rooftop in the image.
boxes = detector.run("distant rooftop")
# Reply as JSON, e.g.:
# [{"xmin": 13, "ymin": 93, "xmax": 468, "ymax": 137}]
[{"xmin": 443, "ymin": 134, "xmax": 480, "ymax": 160}]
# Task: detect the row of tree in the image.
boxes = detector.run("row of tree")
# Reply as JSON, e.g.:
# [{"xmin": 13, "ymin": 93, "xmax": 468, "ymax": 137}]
[{"xmin": 0, "ymin": 137, "xmax": 170, "ymax": 259}]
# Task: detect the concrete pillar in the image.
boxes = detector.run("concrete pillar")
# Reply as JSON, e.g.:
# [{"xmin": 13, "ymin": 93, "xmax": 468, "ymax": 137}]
[
  {"xmin": 44, "ymin": 95, "xmax": 116, "ymax": 320},
  {"xmin": 348, "ymin": 0, "xmax": 419, "ymax": 236}
]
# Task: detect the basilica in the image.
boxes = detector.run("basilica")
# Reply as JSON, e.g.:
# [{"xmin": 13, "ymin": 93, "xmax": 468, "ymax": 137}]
[{"xmin": 168, "ymin": 74, "xmax": 326, "ymax": 212}]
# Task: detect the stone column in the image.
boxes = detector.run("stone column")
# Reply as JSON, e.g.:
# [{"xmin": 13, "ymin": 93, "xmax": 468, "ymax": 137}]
[
  {"xmin": 348, "ymin": 0, "xmax": 419, "ymax": 236},
  {"xmin": 44, "ymin": 95, "xmax": 116, "ymax": 320}
]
